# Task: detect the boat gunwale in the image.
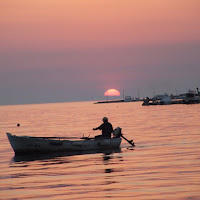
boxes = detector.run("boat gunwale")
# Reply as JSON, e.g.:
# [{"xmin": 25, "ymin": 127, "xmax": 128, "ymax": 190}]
[{"xmin": 6, "ymin": 132, "xmax": 122, "ymax": 154}]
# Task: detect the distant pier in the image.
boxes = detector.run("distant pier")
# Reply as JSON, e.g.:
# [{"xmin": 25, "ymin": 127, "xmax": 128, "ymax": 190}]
[{"xmin": 94, "ymin": 100, "xmax": 124, "ymax": 104}]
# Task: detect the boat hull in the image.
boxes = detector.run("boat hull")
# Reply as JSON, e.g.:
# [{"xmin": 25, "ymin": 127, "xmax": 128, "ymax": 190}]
[{"xmin": 6, "ymin": 133, "xmax": 122, "ymax": 154}]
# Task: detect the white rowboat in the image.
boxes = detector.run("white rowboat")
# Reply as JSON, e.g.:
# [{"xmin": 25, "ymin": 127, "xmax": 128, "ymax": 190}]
[{"xmin": 6, "ymin": 133, "xmax": 122, "ymax": 154}]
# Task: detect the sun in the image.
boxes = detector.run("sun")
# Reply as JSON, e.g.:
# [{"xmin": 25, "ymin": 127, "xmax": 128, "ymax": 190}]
[{"xmin": 104, "ymin": 89, "xmax": 120, "ymax": 96}]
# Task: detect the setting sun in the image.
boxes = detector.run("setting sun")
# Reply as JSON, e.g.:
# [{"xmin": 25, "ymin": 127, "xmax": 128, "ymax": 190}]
[{"xmin": 104, "ymin": 89, "xmax": 120, "ymax": 96}]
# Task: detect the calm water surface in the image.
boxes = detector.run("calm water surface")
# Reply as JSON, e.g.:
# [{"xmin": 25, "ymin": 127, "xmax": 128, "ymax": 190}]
[{"xmin": 0, "ymin": 101, "xmax": 200, "ymax": 199}]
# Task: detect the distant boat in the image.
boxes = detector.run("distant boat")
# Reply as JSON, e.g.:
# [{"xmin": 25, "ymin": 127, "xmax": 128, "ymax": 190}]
[
  {"xmin": 6, "ymin": 133, "xmax": 122, "ymax": 154},
  {"xmin": 143, "ymin": 93, "xmax": 172, "ymax": 106},
  {"xmin": 143, "ymin": 89, "xmax": 200, "ymax": 106},
  {"xmin": 124, "ymin": 96, "xmax": 132, "ymax": 102},
  {"xmin": 152, "ymin": 93, "xmax": 172, "ymax": 104},
  {"xmin": 183, "ymin": 90, "xmax": 200, "ymax": 104}
]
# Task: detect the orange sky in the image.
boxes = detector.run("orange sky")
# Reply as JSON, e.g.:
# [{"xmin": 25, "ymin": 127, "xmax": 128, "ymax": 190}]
[
  {"xmin": 0, "ymin": 0, "xmax": 200, "ymax": 104},
  {"xmin": 1, "ymin": 0, "xmax": 200, "ymax": 50}
]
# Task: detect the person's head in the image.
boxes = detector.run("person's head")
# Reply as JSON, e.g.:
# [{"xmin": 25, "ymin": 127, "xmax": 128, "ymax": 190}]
[{"xmin": 102, "ymin": 117, "xmax": 108, "ymax": 123}]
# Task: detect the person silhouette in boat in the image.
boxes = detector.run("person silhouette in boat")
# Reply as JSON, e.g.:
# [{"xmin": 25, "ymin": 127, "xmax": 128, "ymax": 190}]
[{"xmin": 93, "ymin": 117, "xmax": 113, "ymax": 138}]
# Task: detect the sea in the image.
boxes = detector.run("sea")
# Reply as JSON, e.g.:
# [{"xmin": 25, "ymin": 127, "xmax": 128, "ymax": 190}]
[{"xmin": 0, "ymin": 101, "xmax": 200, "ymax": 200}]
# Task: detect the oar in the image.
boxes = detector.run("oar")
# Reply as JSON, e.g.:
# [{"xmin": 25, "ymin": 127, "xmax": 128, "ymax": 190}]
[{"xmin": 120, "ymin": 134, "xmax": 135, "ymax": 146}]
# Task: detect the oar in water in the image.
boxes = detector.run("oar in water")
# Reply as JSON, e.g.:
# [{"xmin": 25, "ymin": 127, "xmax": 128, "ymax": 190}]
[
  {"xmin": 113, "ymin": 127, "xmax": 135, "ymax": 146},
  {"xmin": 120, "ymin": 134, "xmax": 135, "ymax": 146}
]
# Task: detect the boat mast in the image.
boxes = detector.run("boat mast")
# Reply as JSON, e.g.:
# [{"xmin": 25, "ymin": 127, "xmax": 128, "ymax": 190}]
[{"xmin": 138, "ymin": 88, "xmax": 140, "ymax": 99}]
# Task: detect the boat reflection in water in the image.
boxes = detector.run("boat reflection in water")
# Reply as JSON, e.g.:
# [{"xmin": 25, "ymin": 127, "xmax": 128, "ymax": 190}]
[{"xmin": 12, "ymin": 147, "xmax": 122, "ymax": 163}]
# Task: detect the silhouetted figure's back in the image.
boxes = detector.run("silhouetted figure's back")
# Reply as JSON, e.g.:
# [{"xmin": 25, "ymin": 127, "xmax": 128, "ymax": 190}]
[{"xmin": 93, "ymin": 117, "xmax": 113, "ymax": 138}]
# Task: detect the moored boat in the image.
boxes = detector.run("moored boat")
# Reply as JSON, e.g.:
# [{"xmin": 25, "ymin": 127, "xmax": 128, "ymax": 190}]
[
  {"xmin": 6, "ymin": 133, "xmax": 122, "ymax": 154},
  {"xmin": 182, "ymin": 90, "xmax": 200, "ymax": 104}
]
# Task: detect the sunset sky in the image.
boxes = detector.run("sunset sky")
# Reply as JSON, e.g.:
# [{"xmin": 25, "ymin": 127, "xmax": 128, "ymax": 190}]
[{"xmin": 1, "ymin": 0, "xmax": 200, "ymax": 105}]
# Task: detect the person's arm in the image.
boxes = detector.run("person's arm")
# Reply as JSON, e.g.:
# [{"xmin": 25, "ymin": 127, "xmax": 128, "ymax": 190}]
[
  {"xmin": 111, "ymin": 125, "xmax": 113, "ymax": 132},
  {"xmin": 110, "ymin": 124, "xmax": 114, "ymax": 133},
  {"xmin": 93, "ymin": 124, "xmax": 103, "ymax": 130}
]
